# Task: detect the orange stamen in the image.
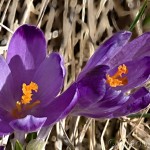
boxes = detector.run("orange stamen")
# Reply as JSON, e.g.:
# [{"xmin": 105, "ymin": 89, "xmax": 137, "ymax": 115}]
[
  {"xmin": 11, "ymin": 82, "xmax": 40, "ymax": 118},
  {"xmin": 21, "ymin": 82, "xmax": 38, "ymax": 104},
  {"xmin": 106, "ymin": 64, "xmax": 128, "ymax": 87},
  {"xmin": 16, "ymin": 101, "xmax": 21, "ymax": 112}
]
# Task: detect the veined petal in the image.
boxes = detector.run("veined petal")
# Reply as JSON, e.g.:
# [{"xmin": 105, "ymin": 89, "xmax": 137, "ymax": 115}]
[
  {"xmin": 7, "ymin": 24, "xmax": 46, "ymax": 70},
  {"xmin": 109, "ymin": 32, "xmax": 150, "ymax": 68},
  {"xmin": 0, "ymin": 56, "xmax": 14, "ymax": 110},
  {"xmin": 109, "ymin": 57, "xmax": 150, "ymax": 92},
  {"xmin": 35, "ymin": 83, "xmax": 78, "ymax": 126},
  {"xmin": 132, "ymin": 86, "xmax": 149, "ymax": 99},
  {"xmin": 113, "ymin": 87, "xmax": 150, "ymax": 117},
  {"xmin": 76, "ymin": 65, "xmax": 109, "ymax": 108},
  {"xmin": 9, "ymin": 115, "xmax": 47, "ymax": 133},
  {"xmin": 33, "ymin": 52, "xmax": 65, "ymax": 106},
  {"xmin": 78, "ymin": 31, "xmax": 131, "ymax": 80},
  {"xmin": 73, "ymin": 87, "xmax": 150, "ymax": 118},
  {"xmin": 72, "ymin": 86, "xmax": 129, "ymax": 118}
]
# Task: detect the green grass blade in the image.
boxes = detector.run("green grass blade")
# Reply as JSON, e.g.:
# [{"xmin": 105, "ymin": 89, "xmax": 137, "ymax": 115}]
[
  {"xmin": 128, "ymin": 113, "xmax": 150, "ymax": 118},
  {"xmin": 15, "ymin": 140, "xmax": 23, "ymax": 150},
  {"xmin": 129, "ymin": 0, "xmax": 148, "ymax": 31}
]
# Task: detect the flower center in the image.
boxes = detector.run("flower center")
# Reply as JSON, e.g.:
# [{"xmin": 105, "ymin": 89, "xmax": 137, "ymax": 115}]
[
  {"xmin": 12, "ymin": 82, "xmax": 40, "ymax": 118},
  {"xmin": 106, "ymin": 64, "xmax": 128, "ymax": 87}
]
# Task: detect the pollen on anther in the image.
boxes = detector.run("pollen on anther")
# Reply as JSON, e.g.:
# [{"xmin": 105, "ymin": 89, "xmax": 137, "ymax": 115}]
[
  {"xmin": 21, "ymin": 82, "xmax": 38, "ymax": 104},
  {"xmin": 106, "ymin": 64, "xmax": 128, "ymax": 87},
  {"xmin": 12, "ymin": 81, "xmax": 40, "ymax": 119},
  {"xmin": 118, "ymin": 64, "xmax": 128, "ymax": 76}
]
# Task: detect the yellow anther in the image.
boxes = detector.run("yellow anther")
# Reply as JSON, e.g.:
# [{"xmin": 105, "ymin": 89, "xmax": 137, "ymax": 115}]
[
  {"xmin": 106, "ymin": 64, "xmax": 128, "ymax": 87},
  {"xmin": 21, "ymin": 82, "xmax": 38, "ymax": 104},
  {"xmin": 118, "ymin": 64, "xmax": 128, "ymax": 76},
  {"xmin": 11, "ymin": 82, "xmax": 40, "ymax": 119}
]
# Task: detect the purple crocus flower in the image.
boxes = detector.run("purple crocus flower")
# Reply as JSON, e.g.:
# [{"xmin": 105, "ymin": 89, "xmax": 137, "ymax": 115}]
[
  {"xmin": 71, "ymin": 31, "xmax": 150, "ymax": 118},
  {"xmin": 0, "ymin": 24, "xmax": 78, "ymax": 136}
]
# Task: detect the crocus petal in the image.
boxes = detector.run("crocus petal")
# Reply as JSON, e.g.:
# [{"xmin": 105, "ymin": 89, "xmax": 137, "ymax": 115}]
[
  {"xmin": 0, "ymin": 56, "xmax": 15, "ymax": 110},
  {"xmin": 109, "ymin": 57, "xmax": 150, "ymax": 92},
  {"xmin": 73, "ymin": 87, "xmax": 150, "ymax": 118},
  {"xmin": 78, "ymin": 31, "xmax": 131, "ymax": 80},
  {"xmin": 0, "ymin": 108, "xmax": 13, "ymax": 122},
  {"xmin": 76, "ymin": 65, "xmax": 109, "ymax": 108},
  {"xmin": 8, "ymin": 55, "xmax": 34, "ymax": 101},
  {"xmin": 35, "ymin": 83, "xmax": 78, "ymax": 126},
  {"xmin": 72, "ymin": 85, "xmax": 129, "ymax": 118},
  {"xmin": 7, "ymin": 24, "xmax": 46, "ymax": 70},
  {"xmin": 32, "ymin": 52, "xmax": 65, "ymax": 106},
  {"xmin": 108, "ymin": 32, "xmax": 150, "ymax": 68},
  {"xmin": 0, "ymin": 120, "xmax": 13, "ymax": 136},
  {"xmin": 113, "ymin": 87, "xmax": 150, "ymax": 117},
  {"xmin": 9, "ymin": 115, "xmax": 47, "ymax": 133}
]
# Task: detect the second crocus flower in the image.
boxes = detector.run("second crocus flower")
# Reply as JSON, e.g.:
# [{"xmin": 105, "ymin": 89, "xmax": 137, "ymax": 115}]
[{"xmin": 71, "ymin": 31, "xmax": 150, "ymax": 118}]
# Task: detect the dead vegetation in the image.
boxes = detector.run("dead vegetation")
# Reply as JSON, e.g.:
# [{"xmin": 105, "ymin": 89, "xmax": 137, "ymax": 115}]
[{"xmin": 0, "ymin": 0, "xmax": 150, "ymax": 149}]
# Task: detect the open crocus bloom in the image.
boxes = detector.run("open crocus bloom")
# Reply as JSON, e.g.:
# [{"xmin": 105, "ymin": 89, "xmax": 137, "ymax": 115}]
[
  {"xmin": 71, "ymin": 31, "xmax": 150, "ymax": 118},
  {"xmin": 0, "ymin": 24, "xmax": 78, "ymax": 136}
]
